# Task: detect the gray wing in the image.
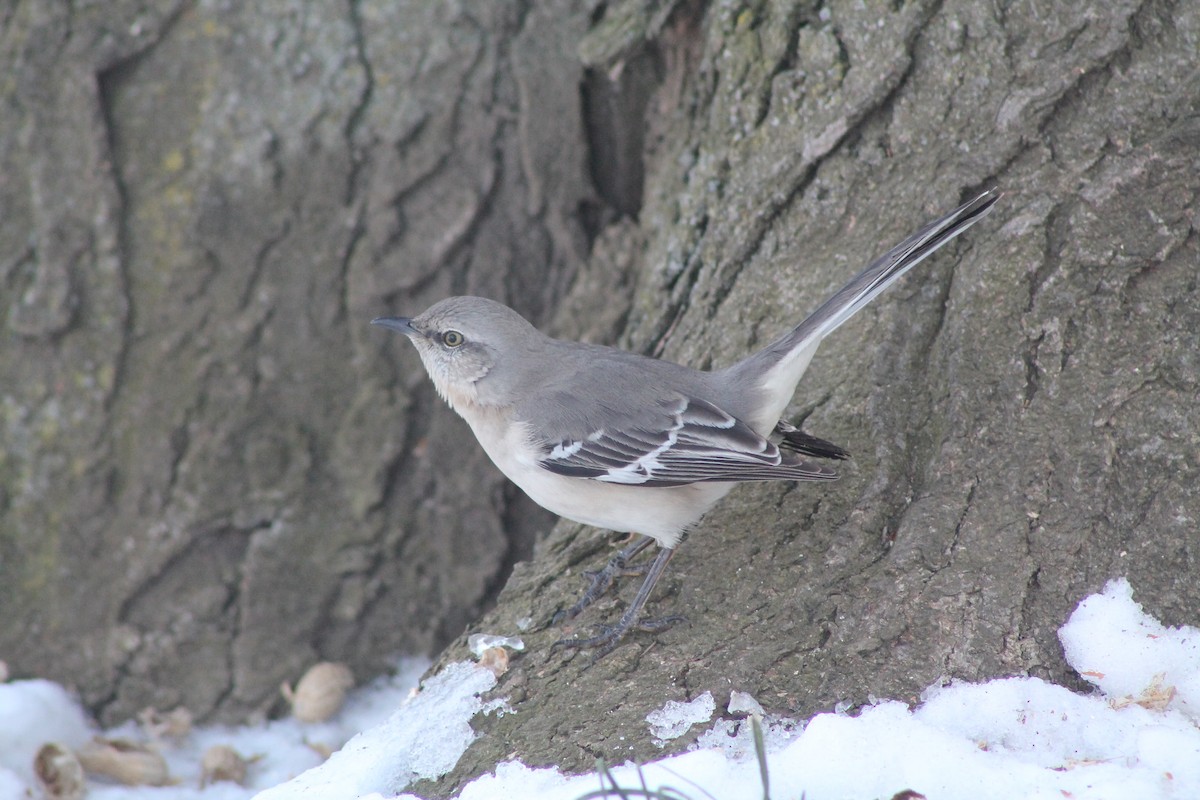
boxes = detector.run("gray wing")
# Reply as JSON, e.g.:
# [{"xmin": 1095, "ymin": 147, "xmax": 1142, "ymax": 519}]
[{"xmin": 534, "ymin": 393, "xmax": 838, "ymax": 487}]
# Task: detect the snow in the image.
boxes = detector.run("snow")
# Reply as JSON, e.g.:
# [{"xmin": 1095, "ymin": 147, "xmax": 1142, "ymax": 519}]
[
  {"xmin": 2, "ymin": 578, "xmax": 1198, "ymax": 800},
  {"xmin": 1059, "ymin": 578, "xmax": 1200, "ymax": 720},
  {"xmin": 646, "ymin": 691, "xmax": 716, "ymax": 743},
  {"xmin": 254, "ymin": 661, "xmax": 502, "ymax": 800},
  {"xmin": 0, "ymin": 658, "xmax": 429, "ymax": 800},
  {"xmin": 0, "ymin": 679, "xmax": 93, "ymax": 785}
]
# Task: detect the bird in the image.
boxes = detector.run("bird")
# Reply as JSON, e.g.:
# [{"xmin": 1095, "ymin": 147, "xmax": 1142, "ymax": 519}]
[{"xmin": 372, "ymin": 188, "xmax": 999, "ymax": 656}]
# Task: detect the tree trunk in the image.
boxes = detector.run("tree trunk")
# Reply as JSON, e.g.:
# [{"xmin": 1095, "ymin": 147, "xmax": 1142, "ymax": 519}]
[
  {"xmin": 0, "ymin": 0, "xmax": 590, "ymax": 724},
  {"xmin": 418, "ymin": 0, "xmax": 1200, "ymax": 793}
]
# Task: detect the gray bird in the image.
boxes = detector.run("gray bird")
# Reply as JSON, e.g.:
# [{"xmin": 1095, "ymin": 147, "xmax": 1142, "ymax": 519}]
[{"xmin": 373, "ymin": 188, "xmax": 999, "ymax": 655}]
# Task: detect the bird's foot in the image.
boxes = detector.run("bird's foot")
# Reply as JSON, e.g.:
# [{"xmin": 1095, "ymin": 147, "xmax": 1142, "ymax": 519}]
[
  {"xmin": 551, "ymin": 614, "xmax": 686, "ymax": 659},
  {"xmin": 552, "ymin": 537, "xmax": 654, "ymax": 625},
  {"xmin": 551, "ymin": 546, "xmax": 679, "ymax": 659}
]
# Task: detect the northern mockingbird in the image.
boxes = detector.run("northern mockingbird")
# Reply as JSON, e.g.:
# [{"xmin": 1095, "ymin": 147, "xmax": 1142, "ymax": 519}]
[{"xmin": 373, "ymin": 188, "xmax": 999, "ymax": 656}]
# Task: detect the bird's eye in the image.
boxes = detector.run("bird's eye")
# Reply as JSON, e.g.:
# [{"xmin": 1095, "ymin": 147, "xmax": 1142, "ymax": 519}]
[{"xmin": 442, "ymin": 330, "xmax": 465, "ymax": 348}]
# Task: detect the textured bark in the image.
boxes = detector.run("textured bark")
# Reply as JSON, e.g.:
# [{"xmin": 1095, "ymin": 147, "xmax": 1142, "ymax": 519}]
[
  {"xmin": 2, "ymin": 0, "xmax": 1197, "ymax": 787},
  {"xmin": 417, "ymin": 0, "xmax": 1200, "ymax": 793},
  {"xmin": 0, "ymin": 1, "xmax": 591, "ymax": 723}
]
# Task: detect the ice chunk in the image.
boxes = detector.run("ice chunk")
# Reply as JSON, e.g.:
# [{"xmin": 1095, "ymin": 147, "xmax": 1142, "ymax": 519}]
[
  {"xmin": 467, "ymin": 634, "xmax": 525, "ymax": 658},
  {"xmin": 646, "ymin": 692, "xmax": 715, "ymax": 743}
]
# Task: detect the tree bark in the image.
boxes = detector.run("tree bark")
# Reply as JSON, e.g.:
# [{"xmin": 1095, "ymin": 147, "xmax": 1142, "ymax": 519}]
[
  {"xmin": 417, "ymin": 0, "xmax": 1200, "ymax": 793},
  {"xmin": 0, "ymin": 0, "xmax": 591, "ymax": 724}
]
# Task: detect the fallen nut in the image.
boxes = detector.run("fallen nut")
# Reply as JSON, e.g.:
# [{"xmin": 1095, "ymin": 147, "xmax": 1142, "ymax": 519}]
[
  {"xmin": 479, "ymin": 646, "xmax": 511, "ymax": 677},
  {"xmin": 34, "ymin": 743, "xmax": 86, "ymax": 800},
  {"xmin": 200, "ymin": 744, "xmax": 255, "ymax": 786},
  {"xmin": 281, "ymin": 662, "xmax": 354, "ymax": 723},
  {"xmin": 77, "ymin": 737, "xmax": 170, "ymax": 786}
]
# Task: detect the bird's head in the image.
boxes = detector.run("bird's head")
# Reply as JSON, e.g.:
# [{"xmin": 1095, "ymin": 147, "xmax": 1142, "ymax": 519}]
[{"xmin": 372, "ymin": 296, "xmax": 544, "ymax": 411}]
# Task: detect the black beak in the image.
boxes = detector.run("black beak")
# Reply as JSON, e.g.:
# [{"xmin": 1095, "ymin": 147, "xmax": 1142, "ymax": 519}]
[{"xmin": 371, "ymin": 316, "xmax": 420, "ymax": 336}]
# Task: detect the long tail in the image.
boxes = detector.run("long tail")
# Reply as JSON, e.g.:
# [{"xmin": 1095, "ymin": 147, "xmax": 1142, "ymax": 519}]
[{"xmin": 729, "ymin": 188, "xmax": 1000, "ymax": 430}]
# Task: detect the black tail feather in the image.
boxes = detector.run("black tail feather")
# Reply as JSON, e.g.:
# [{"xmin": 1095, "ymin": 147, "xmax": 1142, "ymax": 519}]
[{"xmin": 776, "ymin": 421, "xmax": 851, "ymax": 460}]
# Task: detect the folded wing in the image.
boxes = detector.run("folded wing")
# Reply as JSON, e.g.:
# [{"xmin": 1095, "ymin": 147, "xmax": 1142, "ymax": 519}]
[{"xmin": 536, "ymin": 394, "xmax": 838, "ymax": 487}]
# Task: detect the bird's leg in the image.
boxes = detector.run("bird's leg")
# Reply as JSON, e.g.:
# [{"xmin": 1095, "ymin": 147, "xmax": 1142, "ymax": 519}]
[
  {"xmin": 553, "ymin": 546, "xmax": 683, "ymax": 657},
  {"xmin": 552, "ymin": 535, "xmax": 656, "ymax": 625}
]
